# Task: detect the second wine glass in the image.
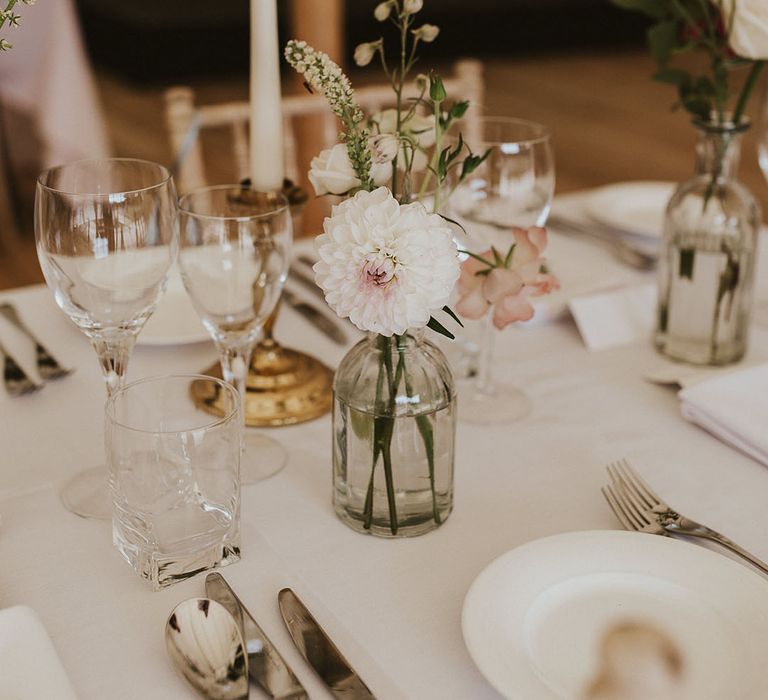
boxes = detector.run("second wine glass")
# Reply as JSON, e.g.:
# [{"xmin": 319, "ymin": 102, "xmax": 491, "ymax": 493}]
[
  {"xmin": 452, "ymin": 117, "xmax": 555, "ymax": 424},
  {"xmin": 177, "ymin": 185, "xmax": 292, "ymax": 482}
]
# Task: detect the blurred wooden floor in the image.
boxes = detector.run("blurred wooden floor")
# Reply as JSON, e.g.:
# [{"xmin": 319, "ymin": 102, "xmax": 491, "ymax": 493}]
[{"xmin": 2, "ymin": 48, "xmax": 767, "ymax": 290}]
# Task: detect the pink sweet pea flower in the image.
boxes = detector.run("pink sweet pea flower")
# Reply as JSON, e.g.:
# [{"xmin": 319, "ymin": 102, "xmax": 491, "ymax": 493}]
[{"xmin": 455, "ymin": 226, "xmax": 559, "ymax": 330}]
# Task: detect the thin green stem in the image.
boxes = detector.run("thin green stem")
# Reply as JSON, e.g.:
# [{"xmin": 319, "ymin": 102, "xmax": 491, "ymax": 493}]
[
  {"xmin": 363, "ymin": 351, "xmax": 388, "ymax": 529},
  {"xmin": 734, "ymin": 61, "xmax": 764, "ymax": 125},
  {"xmin": 399, "ymin": 341, "xmax": 440, "ymax": 525},
  {"xmin": 0, "ymin": 0, "xmax": 18, "ymax": 32},
  {"xmin": 381, "ymin": 336, "xmax": 398, "ymax": 534},
  {"xmin": 459, "ymin": 249, "xmax": 495, "ymax": 267},
  {"xmin": 432, "ymin": 97, "xmax": 444, "ymax": 213}
]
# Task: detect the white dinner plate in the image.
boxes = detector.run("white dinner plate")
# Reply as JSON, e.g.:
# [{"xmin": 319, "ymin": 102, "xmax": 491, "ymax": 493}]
[
  {"xmin": 462, "ymin": 530, "xmax": 768, "ymax": 700},
  {"xmin": 582, "ymin": 181, "xmax": 675, "ymax": 238},
  {"xmin": 138, "ymin": 266, "xmax": 210, "ymax": 346}
]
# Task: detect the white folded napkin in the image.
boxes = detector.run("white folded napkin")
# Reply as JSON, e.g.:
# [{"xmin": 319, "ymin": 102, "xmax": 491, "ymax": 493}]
[
  {"xmin": 568, "ymin": 284, "xmax": 656, "ymax": 351},
  {"xmin": 0, "ymin": 606, "xmax": 78, "ymax": 700},
  {"xmin": 679, "ymin": 363, "xmax": 768, "ymax": 467}
]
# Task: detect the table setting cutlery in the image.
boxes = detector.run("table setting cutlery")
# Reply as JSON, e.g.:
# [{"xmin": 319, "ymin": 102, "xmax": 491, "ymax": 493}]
[
  {"xmin": 0, "ymin": 303, "xmax": 72, "ymax": 381},
  {"xmin": 0, "ymin": 341, "xmax": 42, "ymax": 397},
  {"xmin": 281, "ymin": 287, "xmax": 347, "ymax": 346},
  {"xmin": 602, "ymin": 458, "xmax": 768, "ymax": 576},
  {"xmin": 206, "ymin": 573, "xmax": 307, "ymax": 700},
  {"xmin": 165, "ymin": 597, "xmax": 250, "ymax": 700},
  {"xmin": 289, "ymin": 260, "xmax": 324, "ymax": 300},
  {"xmin": 547, "ymin": 213, "xmax": 658, "ymax": 271},
  {"xmin": 164, "ymin": 574, "xmax": 377, "ymax": 700},
  {"xmin": 278, "ymin": 588, "xmax": 375, "ymax": 700}
]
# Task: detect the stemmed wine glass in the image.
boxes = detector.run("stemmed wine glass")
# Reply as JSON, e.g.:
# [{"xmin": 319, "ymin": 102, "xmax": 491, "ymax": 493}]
[
  {"xmin": 452, "ymin": 117, "xmax": 555, "ymax": 424},
  {"xmin": 35, "ymin": 158, "xmax": 178, "ymax": 518},
  {"xmin": 177, "ymin": 185, "xmax": 292, "ymax": 482},
  {"xmin": 755, "ymin": 82, "xmax": 768, "ymax": 326}
]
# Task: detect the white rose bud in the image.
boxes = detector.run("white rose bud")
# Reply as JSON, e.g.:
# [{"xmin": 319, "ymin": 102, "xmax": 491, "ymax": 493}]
[
  {"xmin": 412, "ymin": 24, "xmax": 440, "ymax": 43},
  {"xmin": 374, "ymin": 1, "xmax": 392, "ymax": 21},
  {"xmin": 720, "ymin": 0, "xmax": 768, "ymax": 60},
  {"xmin": 403, "ymin": 0, "xmax": 423, "ymax": 14},
  {"xmin": 308, "ymin": 144, "xmax": 361, "ymax": 196},
  {"xmin": 369, "ymin": 134, "xmax": 400, "ymax": 164},
  {"xmin": 353, "ymin": 40, "xmax": 381, "ymax": 67}
]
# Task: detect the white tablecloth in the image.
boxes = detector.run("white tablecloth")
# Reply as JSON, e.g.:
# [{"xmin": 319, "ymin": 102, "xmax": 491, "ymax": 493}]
[{"xmin": 3, "ymin": 198, "xmax": 768, "ymax": 699}]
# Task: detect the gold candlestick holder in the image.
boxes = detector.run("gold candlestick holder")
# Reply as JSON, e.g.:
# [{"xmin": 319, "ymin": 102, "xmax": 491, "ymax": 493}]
[{"xmin": 191, "ymin": 179, "xmax": 334, "ymax": 426}]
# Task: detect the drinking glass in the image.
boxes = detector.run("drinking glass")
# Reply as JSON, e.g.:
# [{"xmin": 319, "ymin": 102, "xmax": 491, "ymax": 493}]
[
  {"xmin": 177, "ymin": 185, "xmax": 292, "ymax": 482},
  {"xmin": 106, "ymin": 374, "xmax": 241, "ymax": 589},
  {"xmin": 36, "ymin": 158, "xmax": 178, "ymax": 518},
  {"xmin": 452, "ymin": 118, "xmax": 554, "ymax": 424},
  {"xmin": 755, "ymin": 85, "xmax": 768, "ymax": 327}
]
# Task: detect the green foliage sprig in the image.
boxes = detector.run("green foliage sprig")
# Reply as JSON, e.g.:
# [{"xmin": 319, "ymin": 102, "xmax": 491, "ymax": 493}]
[
  {"xmin": 611, "ymin": 0, "xmax": 763, "ymax": 125},
  {"xmin": 0, "ymin": 0, "xmax": 34, "ymax": 52}
]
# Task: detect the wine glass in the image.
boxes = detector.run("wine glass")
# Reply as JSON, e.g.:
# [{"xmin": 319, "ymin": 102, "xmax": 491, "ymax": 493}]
[
  {"xmin": 35, "ymin": 158, "xmax": 178, "ymax": 518},
  {"xmin": 452, "ymin": 117, "xmax": 555, "ymax": 424},
  {"xmin": 755, "ymin": 83, "xmax": 768, "ymax": 326},
  {"xmin": 177, "ymin": 185, "xmax": 292, "ymax": 482}
]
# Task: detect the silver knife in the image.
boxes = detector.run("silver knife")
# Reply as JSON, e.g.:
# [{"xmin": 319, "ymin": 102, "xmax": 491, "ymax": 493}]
[
  {"xmin": 289, "ymin": 263, "xmax": 325, "ymax": 301},
  {"xmin": 205, "ymin": 573, "xmax": 308, "ymax": 700},
  {"xmin": 282, "ymin": 288, "xmax": 347, "ymax": 345},
  {"xmin": 278, "ymin": 588, "xmax": 376, "ymax": 700}
]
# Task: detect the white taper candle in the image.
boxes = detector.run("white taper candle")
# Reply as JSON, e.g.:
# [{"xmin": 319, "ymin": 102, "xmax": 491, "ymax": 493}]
[{"xmin": 250, "ymin": 0, "xmax": 285, "ymax": 191}]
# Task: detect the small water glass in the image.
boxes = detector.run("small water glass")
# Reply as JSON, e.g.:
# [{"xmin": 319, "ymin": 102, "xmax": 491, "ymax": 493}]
[{"xmin": 106, "ymin": 374, "xmax": 241, "ymax": 590}]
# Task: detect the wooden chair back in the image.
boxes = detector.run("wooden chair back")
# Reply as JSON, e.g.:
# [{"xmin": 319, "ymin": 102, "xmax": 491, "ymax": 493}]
[{"xmin": 164, "ymin": 59, "xmax": 484, "ymax": 193}]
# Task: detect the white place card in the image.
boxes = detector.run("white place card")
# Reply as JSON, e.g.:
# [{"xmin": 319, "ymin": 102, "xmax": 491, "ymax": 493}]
[{"xmin": 568, "ymin": 284, "xmax": 656, "ymax": 351}]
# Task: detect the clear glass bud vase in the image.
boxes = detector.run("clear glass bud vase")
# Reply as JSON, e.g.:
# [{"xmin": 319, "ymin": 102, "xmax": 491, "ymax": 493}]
[
  {"xmin": 655, "ymin": 118, "xmax": 761, "ymax": 365},
  {"xmin": 333, "ymin": 330, "xmax": 456, "ymax": 538}
]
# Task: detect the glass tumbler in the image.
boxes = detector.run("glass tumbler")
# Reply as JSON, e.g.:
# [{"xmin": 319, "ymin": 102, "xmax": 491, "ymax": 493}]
[{"xmin": 106, "ymin": 374, "xmax": 241, "ymax": 590}]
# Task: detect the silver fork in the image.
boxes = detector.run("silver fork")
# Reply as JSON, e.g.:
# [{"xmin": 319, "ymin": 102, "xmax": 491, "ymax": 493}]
[
  {"xmin": 0, "ymin": 342, "xmax": 43, "ymax": 396},
  {"xmin": 547, "ymin": 214, "xmax": 658, "ymax": 271},
  {"xmin": 602, "ymin": 458, "xmax": 768, "ymax": 576},
  {"xmin": 0, "ymin": 303, "xmax": 72, "ymax": 380}
]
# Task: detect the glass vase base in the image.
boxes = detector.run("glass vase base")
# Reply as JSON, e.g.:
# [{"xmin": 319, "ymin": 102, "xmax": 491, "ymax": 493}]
[
  {"xmin": 754, "ymin": 302, "xmax": 768, "ymax": 328},
  {"xmin": 60, "ymin": 466, "xmax": 111, "ymax": 520},
  {"xmin": 241, "ymin": 431, "xmax": 287, "ymax": 483},
  {"xmin": 459, "ymin": 384, "xmax": 532, "ymax": 425},
  {"xmin": 333, "ymin": 491, "xmax": 452, "ymax": 538},
  {"xmin": 654, "ymin": 333, "xmax": 745, "ymax": 366}
]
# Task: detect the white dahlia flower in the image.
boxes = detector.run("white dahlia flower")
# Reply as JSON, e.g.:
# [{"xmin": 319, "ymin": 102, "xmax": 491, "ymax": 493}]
[{"xmin": 314, "ymin": 187, "xmax": 460, "ymax": 336}]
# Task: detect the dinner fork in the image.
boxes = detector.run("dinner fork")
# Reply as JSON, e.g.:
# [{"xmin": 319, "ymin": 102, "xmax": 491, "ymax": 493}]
[
  {"xmin": 0, "ymin": 342, "xmax": 42, "ymax": 396},
  {"xmin": 601, "ymin": 458, "xmax": 768, "ymax": 576},
  {"xmin": 547, "ymin": 214, "xmax": 658, "ymax": 271},
  {"xmin": 0, "ymin": 303, "xmax": 72, "ymax": 380}
]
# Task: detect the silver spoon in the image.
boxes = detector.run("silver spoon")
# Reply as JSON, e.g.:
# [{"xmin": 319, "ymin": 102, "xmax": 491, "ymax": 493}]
[{"xmin": 165, "ymin": 598, "xmax": 249, "ymax": 700}]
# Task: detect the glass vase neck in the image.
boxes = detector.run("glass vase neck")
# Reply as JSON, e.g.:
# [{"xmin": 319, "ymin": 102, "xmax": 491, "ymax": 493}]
[
  {"xmin": 367, "ymin": 330, "xmax": 425, "ymax": 347},
  {"xmin": 693, "ymin": 119, "xmax": 749, "ymax": 181}
]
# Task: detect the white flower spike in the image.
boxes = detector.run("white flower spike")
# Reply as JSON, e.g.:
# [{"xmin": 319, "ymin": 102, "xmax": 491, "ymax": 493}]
[
  {"xmin": 354, "ymin": 40, "xmax": 382, "ymax": 67},
  {"xmin": 412, "ymin": 24, "xmax": 440, "ymax": 42},
  {"xmin": 369, "ymin": 134, "xmax": 400, "ymax": 164},
  {"xmin": 403, "ymin": 0, "xmax": 423, "ymax": 14},
  {"xmin": 374, "ymin": 1, "xmax": 392, "ymax": 21}
]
